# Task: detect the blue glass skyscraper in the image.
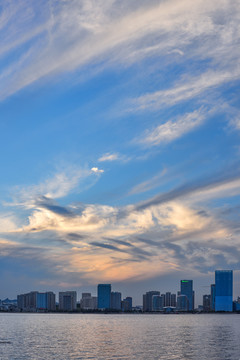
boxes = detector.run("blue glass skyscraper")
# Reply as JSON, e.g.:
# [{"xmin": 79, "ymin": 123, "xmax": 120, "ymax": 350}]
[
  {"xmin": 97, "ymin": 284, "xmax": 111, "ymax": 310},
  {"xmin": 180, "ymin": 280, "xmax": 193, "ymax": 311},
  {"xmin": 215, "ymin": 270, "xmax": 233, "ymax": 312}
]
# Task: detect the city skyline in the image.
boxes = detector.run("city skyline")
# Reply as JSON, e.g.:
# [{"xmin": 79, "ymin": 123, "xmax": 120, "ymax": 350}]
[
  {"xmin": 0, "ymin": 1, "xmax": 240, "ymax": 303},
  {"xmin": 1, "ymin": 269, "xmax": 239, "ymax": 309}
]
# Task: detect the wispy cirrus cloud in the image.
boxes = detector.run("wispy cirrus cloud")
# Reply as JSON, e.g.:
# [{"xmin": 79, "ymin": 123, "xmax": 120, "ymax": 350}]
[
  {"xmin": 230, "ymin": 115, "xmax": 240, "ymax": 131},
  {"xmin": 131, "ymin": 69, "xmax": 240, "ymax": 112},
  {"xmin": 134, "ymin": 108, "xmax": 206, "ymax": 147},
  {"xmin": 98, "ymin": 153, "xmax": 119, "ymax": 162},
  {"xmin": 128, "ymin": 169, "xmax": 167, "ymax": 195},
  {"xmin": 0, "ymin": 0, "xmax": 239, "ymax": 100},
  {"xmin": 7, "ymin": 165, "xmax": 104, "ymax": 209},
  {"xmin": 98, "ymin": 152, "xmax": 130, "ymax": 163}
]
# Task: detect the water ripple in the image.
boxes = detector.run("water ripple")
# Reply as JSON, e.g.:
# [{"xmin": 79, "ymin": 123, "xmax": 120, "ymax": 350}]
[{"xmin": 0, "ymin": 314, "xmax": 240, "ymax": 359}]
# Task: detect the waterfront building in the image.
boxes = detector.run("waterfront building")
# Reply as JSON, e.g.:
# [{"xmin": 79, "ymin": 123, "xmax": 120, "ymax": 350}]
[
  {"xmin": 37, "ymin": 292, "xmax": 56, "ymax": 311},
  {"xmin": 143, "ymin": 291, "xmax": 160, "ymax": 312},
  {"xmin": 161, "ymin": 293, "xmax": 166, "ymax": 307},
  {"xmin": 37, "ymin": 293, "xmax": 47, "ymax": 309},
  {"xmin": 80, "ymin": 293, "xmax": 97, "ymax": 310},
  {"xmin": 17, "ymin": 294, "xmax": 26, "ymax": 311},
  {"xmin": 98, "ymin": 284, "xmax": 111, "ymax": 310},
  {"xmin": 210, "ymin": 284, "xmax": 215, "ymax": 311},
  {"xmin": 17, "ymin": 291, "xmax": 55, "ymax": 311},
  {"xmin": 152, "ymin": 295, "xmax": 164, "ymax": 311},
  {"xmin": 170, "ymin": 293, "xmax": 176, "ymax": 307},
  {"xmin": 111, "ymin": 292, "xmax": 122, "ymax": 310},
  {"xmin": 215, "ymin": 270, "xmax": 233, "ymax": 312},
  {"xmin": 180, "ymin": 280, "xmax": 194, "ymax": 311},
  {"xmin": 203, "ymin": 295, "xmax": 211, "ymax": 312},
  {"xmin": 163, "ymin": 306, "xmax": 176, "ymax": 313},
  {"xmin": 26, "ymin": 291, "xmax": 38, "ymax": 311},
  {"xmin": 233, "ymin": 297, "xmax": 240, "ymax": 311},
  {"xmin": 143, "ymin": 294, "xmax": 146, "ymax": 311},
  {"xmin": 59, "ymin": 291, "xmax": 77, "ymax": 311},
  {"xmin": 17, "ymin": 291, "xmax": 38, "ymax": 311},
  {"xmin": 165, "ymin": 292, "xmax": 171, "ymax": 307},
  {"xmin": 177, "ymin": 294, "xmax": 188, "ymax": 311},
  {"xmin": 122, "ymin": 297, "xmax": 132, "ymax": 312}
]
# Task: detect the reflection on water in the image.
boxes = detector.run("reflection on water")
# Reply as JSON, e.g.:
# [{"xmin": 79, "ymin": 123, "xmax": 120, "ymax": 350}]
[{"xmin": 0, "ymin": 314, "xmax": 240, "ymax": 359}]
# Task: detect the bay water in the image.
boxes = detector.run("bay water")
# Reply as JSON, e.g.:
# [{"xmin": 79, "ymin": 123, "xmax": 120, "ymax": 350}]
[{"xmin": 0, "ymin": 313, "xmax": 240, "ymax": 359}]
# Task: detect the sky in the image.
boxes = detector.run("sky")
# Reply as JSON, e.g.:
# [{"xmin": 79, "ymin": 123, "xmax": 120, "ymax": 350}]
[{"xmin": 0, "ymin": 0, "xmax": 240, "ymax": 306}]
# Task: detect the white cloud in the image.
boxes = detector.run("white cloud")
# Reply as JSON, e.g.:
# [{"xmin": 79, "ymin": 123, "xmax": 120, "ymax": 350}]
[
  {"xmin": 135, "ymin": 109, "xmax": 205, "ymax": 147},
  {"xmin": 91, "ymin": 167, "xmax": 104, "ymax": 173},
  {"xmin": 98, "ymin": 153, "xmax": 119, "ymax": 162},
  {"xmin": 18, "ymin": 170, "xmax": 240, "ymax": 239},
  {"xmin": 0, "ymin": 213, "xmax": 18, "ymax": 232},
  {"xmin": 5, "ymin": 167, "xmax": 240, "ymax": 283}
]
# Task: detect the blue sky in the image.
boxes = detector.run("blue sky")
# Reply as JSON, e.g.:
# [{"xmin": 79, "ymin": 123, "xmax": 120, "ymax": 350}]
[{"xmin": 0, "ymin": 0, "xmax": 240, "ymax": 305}]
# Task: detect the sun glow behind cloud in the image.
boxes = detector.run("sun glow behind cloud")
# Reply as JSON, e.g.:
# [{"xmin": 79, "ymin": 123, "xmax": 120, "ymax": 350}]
[{"xmin": 1, "ymin": 167, "xmax": 239, "ymax": 286}]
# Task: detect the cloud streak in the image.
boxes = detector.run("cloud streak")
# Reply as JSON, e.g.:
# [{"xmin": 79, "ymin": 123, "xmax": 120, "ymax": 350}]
[
  {"xmin": 135, "ymin": 167, "xmax": 240, "ymax": 212},
  {"xmin": 131, "ymin": 69, "xmax": 240, "ymax": 112},
  {"xmin": 98, "ymin": 153, "xmax": 119, "ymax": 162},
  {"xmin": 135, "ymin": 108, "xmax": 206, "ymax": 147}
]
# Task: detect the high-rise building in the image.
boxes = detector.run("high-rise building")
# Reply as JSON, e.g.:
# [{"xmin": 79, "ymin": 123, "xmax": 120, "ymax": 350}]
[
  {"xmin": 170, "ymin": 294, "xmax": 176, "ymax": 307},
  {"xmin": 143, "ymin": 291, "xmax": 160, "ymax": 312},
  {"xmin": 111, "ymin": 292, "xmax": 121, "ymax": 310},
  {"xmin": 210, "ymin": 284, "xmax": 215, "ymax": 311},
  {"xmin": 180, "ymin": 280, "xmax": 194, "ymax": 311},
  {"xmin": 165, "ymin": 292, "xmax": 171, "ymax": 307},
  {"xmin": 161, "ymin": 293, "xmax": 166, "ymax": 307},
  {"xmin": 17, "ymin": 291, "xmax": 38, "ymax": 311},
  {"xmin": 37, "ymin": 292, "xmax": 56, "ymax": 311},
  {"xmin": 80, "ymin": 293, "xmax": 97, "ymax": 310},
  {"xmin": 17, "ymin": 294, "xmax": 25, "ymax": 311},
  {"xmin": 122, "ymin": 297, "xmax": 132, "ymax": 312},
  {"xmin": 98, "ymin": 284, "xmax": 111, "ymax": 310},
  {"xmin": 152, "ymin": 295, "xmax": 164, "ymax": 311},
  {"xmin": 59, "ymin": 291, "xmax": 77, "ymax": 311},
  {"xmin": 203, "ymin": 295, "xmax": 211, "ymax": 312},
  {"xmin": 143, "ymin": 294, "xmax": 147, "ymax": 311},
  {"xmin": 17, "ymin": 291, "xmax": 56, "ymax": 311},
  {"xmin": 177, "ymin": 295, "xmax": 188, "ymax": 311},
  {"xmin": 215, "ymin": 270, "xmax": 233, "ymax": 312}
]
